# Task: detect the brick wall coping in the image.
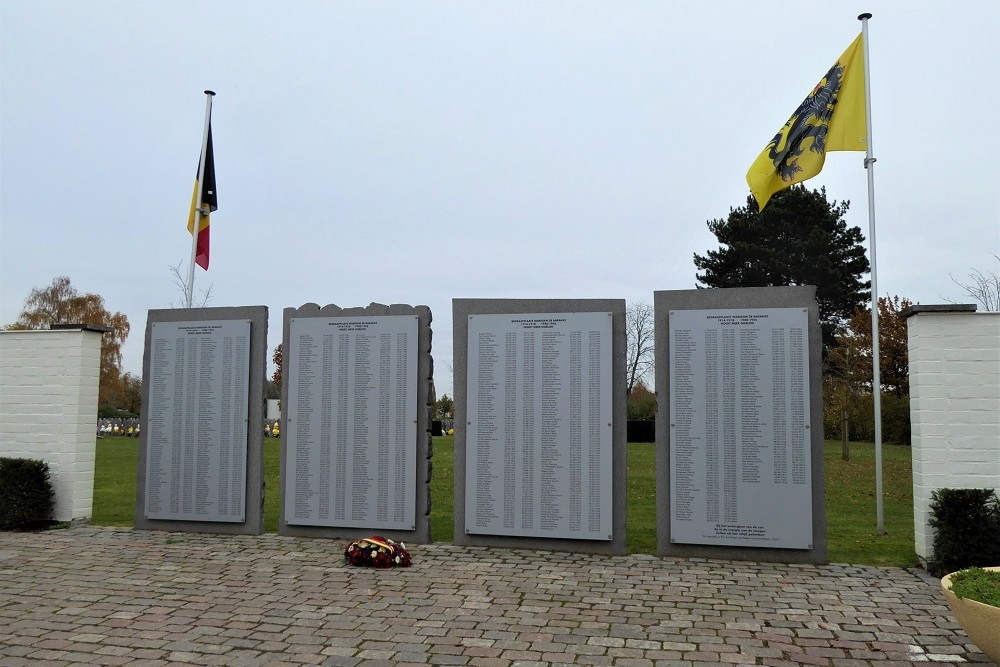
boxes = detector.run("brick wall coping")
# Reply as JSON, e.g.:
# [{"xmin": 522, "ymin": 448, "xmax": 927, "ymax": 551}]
[{"xmin": 900, "ymin": 303, "xmax": 978, "ymax": 318}]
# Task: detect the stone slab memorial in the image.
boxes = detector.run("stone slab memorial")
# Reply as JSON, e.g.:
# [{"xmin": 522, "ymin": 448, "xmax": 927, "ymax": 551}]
[
  {"xmin": 278, "ymin": 303, "xmax": 433, "ymax": 543},
  {"xmin": 655, "ymin": 287, "xmax": 826, "ymax": 563},
  {"xmin": 135, "ymin": 306, "xmax": 268, "ymax": 535},
  {"xmin": 454, "ymin": 299, "xmax": 627, "ymax": 555}
]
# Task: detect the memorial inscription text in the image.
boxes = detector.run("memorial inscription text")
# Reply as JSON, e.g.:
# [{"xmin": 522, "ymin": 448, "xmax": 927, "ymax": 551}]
[
  {"xmin": 145, "ymin": 319, "xmax": 251, "ymax": 522},
  {"xmin": 284, "ymin": 316, "xmax": 418, "ymax": 529},
  {"xmin": 669, "ymin": 308, "xmax": 812, "ymax": 549},
  {"xmin": 466, "ymin": 312, "xmax": 613, "ymax": 541}
]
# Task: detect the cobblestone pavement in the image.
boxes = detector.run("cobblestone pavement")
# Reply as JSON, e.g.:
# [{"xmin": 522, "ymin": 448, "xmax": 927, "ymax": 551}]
[{"xmin": 0, "ymin": 527, "xmax": 992, "ymax": 666}]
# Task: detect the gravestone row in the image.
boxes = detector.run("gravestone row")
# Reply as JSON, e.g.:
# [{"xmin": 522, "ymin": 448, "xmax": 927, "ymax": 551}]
[{"xmin": 134, "ymin": 287, "xmax": 825, "ymax": 563}]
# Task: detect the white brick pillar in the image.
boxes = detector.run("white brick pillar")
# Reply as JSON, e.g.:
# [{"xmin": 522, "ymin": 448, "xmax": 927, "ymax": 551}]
[
  {"xmin": 0, "ymin": 326, "xmax": 105, "ymax": 522},
  {"xmin": 902, "ymin": 305, "xmax": 1000, "ymax": 565}
]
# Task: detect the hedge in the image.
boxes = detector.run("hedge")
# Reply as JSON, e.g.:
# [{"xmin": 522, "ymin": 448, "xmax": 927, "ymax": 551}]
[{"xmin": 0, "ymin": 457, "xmax": 56, "ymax": 530}]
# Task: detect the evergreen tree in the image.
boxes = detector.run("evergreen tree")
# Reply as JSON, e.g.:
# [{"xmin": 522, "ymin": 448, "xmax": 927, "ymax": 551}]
[{"xmin": 693, "ymin": 186, "xmax": 870, "ymax": 352}]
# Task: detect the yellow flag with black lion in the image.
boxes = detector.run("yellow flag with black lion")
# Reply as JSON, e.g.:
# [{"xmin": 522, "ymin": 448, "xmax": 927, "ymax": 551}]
[{"xmin": 747, "ymin": 34, "xmax": 867, "ymax": 211}]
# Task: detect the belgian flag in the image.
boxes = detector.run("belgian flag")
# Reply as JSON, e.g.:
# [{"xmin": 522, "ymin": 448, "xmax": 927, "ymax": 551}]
[{"xmin": 186, "ymin": 123, "xmax": 217, "ymax": 270}]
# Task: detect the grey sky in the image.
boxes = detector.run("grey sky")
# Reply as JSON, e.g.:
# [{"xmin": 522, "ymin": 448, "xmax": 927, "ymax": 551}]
[{"xmin": 2, "ymin": 1, "xmax": 998, "ymax": 399}]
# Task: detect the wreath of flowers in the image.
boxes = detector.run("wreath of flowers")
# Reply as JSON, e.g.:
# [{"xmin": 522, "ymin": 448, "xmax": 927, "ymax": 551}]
[{"xmin": 344, "ymin": 536, "xmax": 412, "ymax": 568}]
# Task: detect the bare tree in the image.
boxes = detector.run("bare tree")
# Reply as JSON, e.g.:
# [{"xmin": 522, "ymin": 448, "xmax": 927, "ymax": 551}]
[
  {"xmin": 626, "ymin": 301, "xmax": 655, "ymax": 395},
  {"xmin": 169, "ymin": 261, "xmax": 214, "ymax": 308},
  {"xmin": 948, "ymin": 255, "xmax": 1000, "ymax": 311}
]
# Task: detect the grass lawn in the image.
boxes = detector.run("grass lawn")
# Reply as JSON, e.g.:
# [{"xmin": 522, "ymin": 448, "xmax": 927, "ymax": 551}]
[
  {"xmin": 94, "ymin": 435, "xmax": 916, "ymax": 566},
  {"xmin": 92, "ymin": 437, "xmax": 141, "ymax": 526},
  {"xmin": 824, "ymin": 439, "xmax": 916, "ymax": 566}
]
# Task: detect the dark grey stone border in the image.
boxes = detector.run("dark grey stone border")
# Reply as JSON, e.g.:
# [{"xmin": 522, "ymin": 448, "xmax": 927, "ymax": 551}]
[
  {"xmin": 134, "ymin": 306, "xmax": 268, "ymax": 535},
  {"xmin": 277, "ymin": 302, "xmax": 434, "ymax": 544},
  {"xmin": 654, "ymin": 287, "xmax": 827, "ymax": 564},
  {"xmin": 452, "ymin": 298, "xmax": 627, "ymax": 555}
]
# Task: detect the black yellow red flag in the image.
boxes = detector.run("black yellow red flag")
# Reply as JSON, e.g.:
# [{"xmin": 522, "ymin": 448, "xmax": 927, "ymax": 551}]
[{"xmin": 186, "ymin": 124, "xmax": 217, "ymax": 270}]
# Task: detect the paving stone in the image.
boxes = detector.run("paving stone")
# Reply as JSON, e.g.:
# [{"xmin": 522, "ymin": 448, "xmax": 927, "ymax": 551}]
[{"xmin": 0, "ymin": 526, "xmax": 986, "ymax": 667}]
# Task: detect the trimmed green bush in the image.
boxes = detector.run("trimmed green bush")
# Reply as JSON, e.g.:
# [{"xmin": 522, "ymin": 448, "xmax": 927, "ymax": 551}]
[
  {"xmin": 0, "ymin": 457, "xmax": 56, "ymax": 530},
  {"xmin": 929, "ymin": 488, "xmax": 1000, "ymax": 576}
]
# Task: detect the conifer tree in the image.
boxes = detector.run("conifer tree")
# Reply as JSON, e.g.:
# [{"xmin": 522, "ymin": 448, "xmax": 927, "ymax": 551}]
[{"xmin": 693, "ymin": 185, "xmax": 870, "ymax": 353}]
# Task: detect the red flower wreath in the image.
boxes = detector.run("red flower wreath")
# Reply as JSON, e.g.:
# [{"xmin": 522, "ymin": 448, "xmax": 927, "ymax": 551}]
[{"xmin": 344, "ymin": 536, "xmax": 412, "ymax": 568}]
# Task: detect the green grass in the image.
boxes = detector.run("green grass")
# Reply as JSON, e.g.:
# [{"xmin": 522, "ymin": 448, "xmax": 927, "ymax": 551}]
[
  {"xmin": 824, "ymin": 439, "xmax": 917, "ymax": 566},
  {"xmin": 264, "ymin": 442, "xmax": 280, "ymax": 532},
  {"xmin": 429, "ymin": 438, "xmax": 455, "ymax": 542},
  {"xmin": 93, "ymin": 436, "xmax": 916, "ymax": 566},
  {"xmin": 93, "ymin": 437, "xmax": 140, "ymax": 526}
]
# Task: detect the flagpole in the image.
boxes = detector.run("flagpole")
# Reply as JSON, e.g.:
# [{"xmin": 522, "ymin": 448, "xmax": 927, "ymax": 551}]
[
  {"xmin": 186, "ymin": 90, "xmax": 216, "ymax": 309},
  {"xmin": 858, "ymin": 13, "xmax": 884, "ymax": 535}
]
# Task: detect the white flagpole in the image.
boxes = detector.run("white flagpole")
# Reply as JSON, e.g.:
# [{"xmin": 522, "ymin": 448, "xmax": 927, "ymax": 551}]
[
  {"xmin": 186, "ymin": 90, "xmax": 216, "ymax": 309},
  {"xmin": 858, "ymin": 13, "xmax": 884, "ymax": 535}
]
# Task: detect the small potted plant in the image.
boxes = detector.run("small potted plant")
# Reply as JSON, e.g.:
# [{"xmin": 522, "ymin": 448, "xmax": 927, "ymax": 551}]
[{"xmin": 940, "ymin": 566, "xmax": 1000, "ymax": 663}]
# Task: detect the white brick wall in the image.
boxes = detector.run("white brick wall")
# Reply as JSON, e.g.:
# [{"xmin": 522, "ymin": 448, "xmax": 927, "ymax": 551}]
[
  {"xmin": 906, "ymin": 310, "xmax": 1000, "ymax": 562},
  {"xmin": 0, "ymin": 329, "xmax": 103, "ymax": 522}
]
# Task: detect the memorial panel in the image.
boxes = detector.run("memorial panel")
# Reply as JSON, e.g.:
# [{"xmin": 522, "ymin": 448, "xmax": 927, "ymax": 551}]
[
  {"xmin": 145, "ymin": 319, "xmax": 251, "ymax": 522},
  {"xmin": 669, "ymin": 308, "xmax": 812, "ymax": 549},
  {"xmin": 284, "ymin": 315, "xmax": 418, "ymax": 529},
  {"xmin": 465, "ymin": 312, "xmax": 613, "ymax": 540}
]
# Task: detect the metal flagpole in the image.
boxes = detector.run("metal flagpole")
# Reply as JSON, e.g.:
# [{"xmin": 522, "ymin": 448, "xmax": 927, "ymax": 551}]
[
  {"xmin": 186, "ymin": 90, "xmax": 216, "ymax": 309},
  {"xmin": 858, "ymin": 13, "xmax": 884, "ymax": 534}
]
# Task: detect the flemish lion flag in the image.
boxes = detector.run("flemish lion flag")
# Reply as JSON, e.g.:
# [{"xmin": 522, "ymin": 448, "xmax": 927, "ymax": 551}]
[
  {"xmin": 186, "ymin": 124, "xmax": 217, "ymax": 270},
  {"xmin": 746, "ymin": 33, "xmax": 867, "ymax": 211}
]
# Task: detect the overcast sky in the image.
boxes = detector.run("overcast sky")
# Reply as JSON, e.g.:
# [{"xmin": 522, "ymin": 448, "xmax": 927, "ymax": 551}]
[{"xmin": 2, "ymin": 1, "xmax": 998, "ymax": 399}]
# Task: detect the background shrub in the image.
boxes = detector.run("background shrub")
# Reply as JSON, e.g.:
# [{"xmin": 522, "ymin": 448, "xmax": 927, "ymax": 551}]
[
  {"xmin": 928, "ymin": 488, "xmax": 1000, "ymax": 576},
  {"xmin": 0, "ymin": 457, "xmax": 56, "ymax": 530},
  {"xmin": 822, "ymin": 391, "xmax": 910, "ymax": 445}
]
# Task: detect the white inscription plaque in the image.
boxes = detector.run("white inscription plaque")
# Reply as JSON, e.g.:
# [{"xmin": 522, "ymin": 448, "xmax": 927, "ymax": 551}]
[
  {"xmin": 145, "ymin": 319, "xmax": 251, "ymax": 522},
  {"xmin": 669, "ymin": 308, "xmax": 812, "ymax": 549},
  {"xmin": 466, "ymin": 312, "xmax": 613, "ymax": 540},
  {"xmin": 284, "ymin": 316, "xmax": 418, "ymax": 529}
]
